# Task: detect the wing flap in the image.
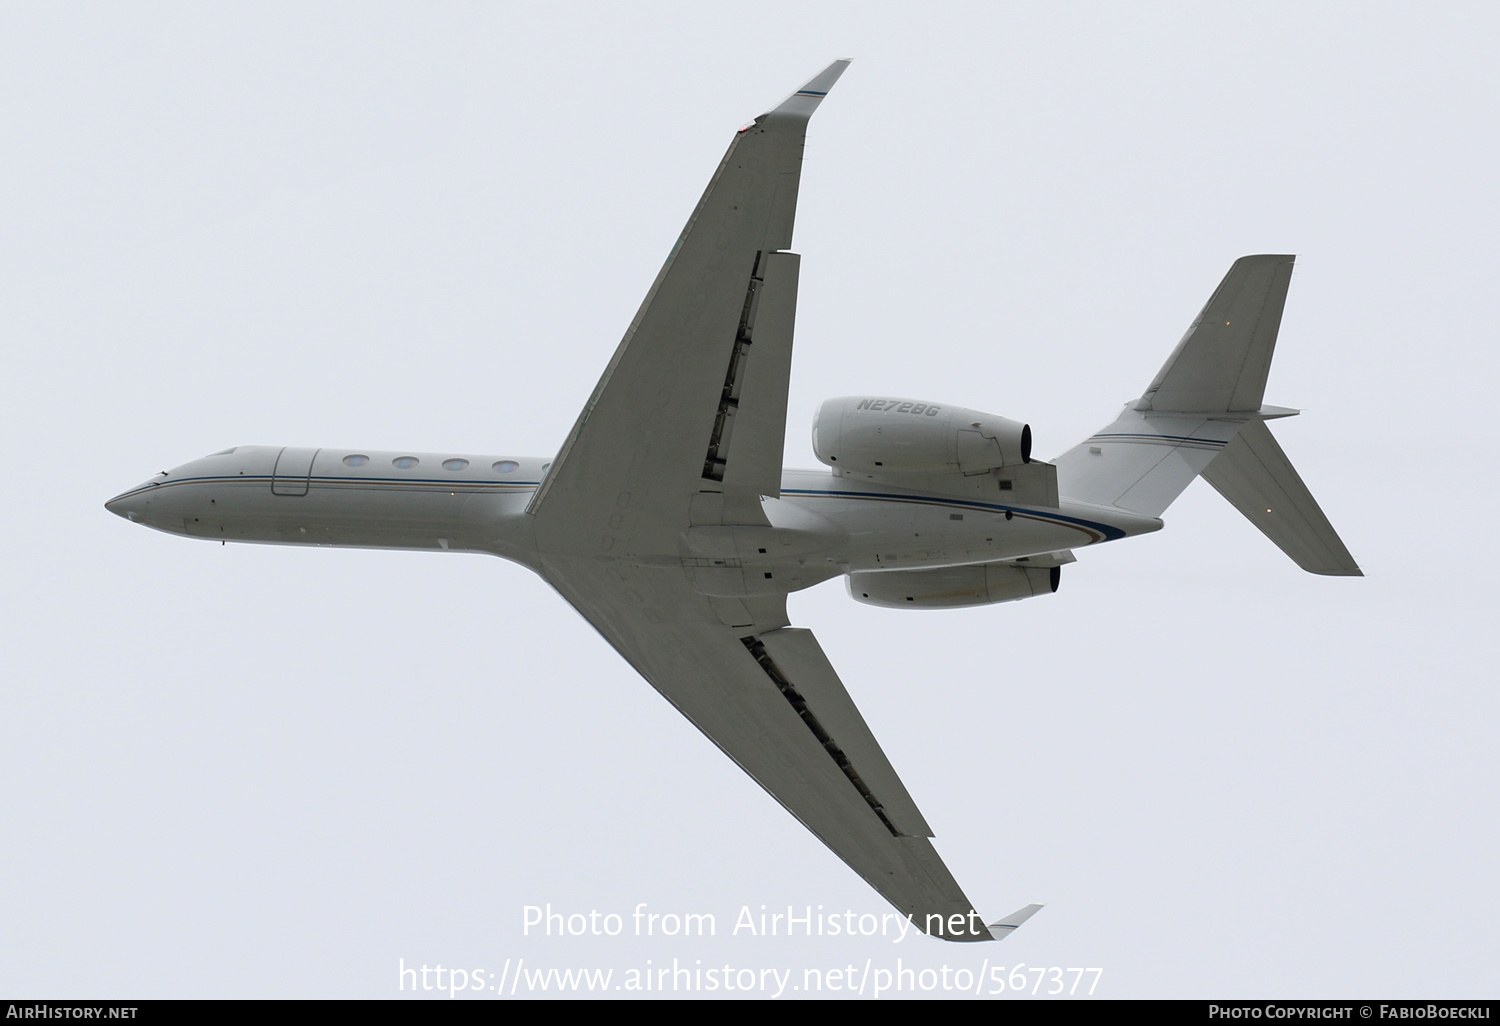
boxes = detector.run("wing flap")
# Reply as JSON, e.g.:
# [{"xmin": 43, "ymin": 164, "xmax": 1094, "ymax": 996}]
[
  {"xmin": 754, "ymin": 627, "xmax": 933, "ymax": 838},
  {"xmin": 717, "ymin": 251, "xmax": 799, "ymax": 523}
]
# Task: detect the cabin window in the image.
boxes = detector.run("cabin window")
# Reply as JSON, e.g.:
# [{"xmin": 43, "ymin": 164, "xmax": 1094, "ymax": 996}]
[
  {"xmin": 343, "ymin": 454, "xmax": 370, "ymax": 467},
  {"xmin": 392, "ymin": 456, "xmax": 420, "ymax": 470},
  {"xmin": 442, "ymin": 458, "xmax": 469, "ymax": 472},
  {"xmin": 492, "ymin": 460, "xmax": 519, "ymax": 474}
]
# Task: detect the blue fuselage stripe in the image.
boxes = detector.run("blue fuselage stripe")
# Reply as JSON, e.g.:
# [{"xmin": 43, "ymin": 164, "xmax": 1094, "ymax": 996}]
[
  {"xmin": 1091, "ymin": 432, "xmax": 1227, "ymax": 445},
  {"xmin": 780, "ymin": 488, "xmax": 1128, "ymax": 541},
  {"xmin": 110, "ymin": 474, "xmax": 542, "ymax": 501}
]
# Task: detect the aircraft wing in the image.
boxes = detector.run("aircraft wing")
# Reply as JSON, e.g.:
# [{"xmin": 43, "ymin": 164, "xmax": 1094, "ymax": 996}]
[
  {"xmin": 528, "ymin": 62, "xmax": 848, "ymax": 550},
  {"xmin": 526, "ymin": 63, "xmax": 1006, "ymax": 940},
  {"xmin": 540, "ymin": 558, "xmax": 996, "ymax": 941}
]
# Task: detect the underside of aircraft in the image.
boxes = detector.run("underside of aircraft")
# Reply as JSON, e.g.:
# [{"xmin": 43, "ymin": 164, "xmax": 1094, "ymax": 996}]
[{"xmin": 107, "ymin": 60, "xmax": 1359, "ymax": 942}]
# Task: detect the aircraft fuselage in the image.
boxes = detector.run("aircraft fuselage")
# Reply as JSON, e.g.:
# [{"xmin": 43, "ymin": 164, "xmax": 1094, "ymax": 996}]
[{"xmin": 106, "ymin": 444, "xmax": 1161, "ymax": 581}]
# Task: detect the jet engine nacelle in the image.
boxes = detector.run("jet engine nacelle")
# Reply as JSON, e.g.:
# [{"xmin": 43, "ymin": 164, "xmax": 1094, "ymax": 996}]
[
  {"xmin": 812, "ymin": 396, "xmax": 1031, "ymax": 475},
  {"xmin": 847, "ymin": 563, "xmax": 1059, "ymax": 609}
]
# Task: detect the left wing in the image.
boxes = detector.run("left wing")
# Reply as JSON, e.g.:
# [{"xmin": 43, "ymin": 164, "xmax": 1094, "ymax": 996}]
[{"xmin": 528, "ymin": 62, "xmax": 847, "ymax": 549}]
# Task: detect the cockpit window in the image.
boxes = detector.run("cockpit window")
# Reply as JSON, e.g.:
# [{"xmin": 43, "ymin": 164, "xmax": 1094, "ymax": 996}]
[
  {"xmin": 392, "ymin": 456, "xmax": 419, "ymax": 470},
  {"xmin": 343, "ymin": 454, "xmax": 370, "ymax": 467},
  {"xmin": 206, "ymin": 448, "xmax": 237, "ymax": 457}
]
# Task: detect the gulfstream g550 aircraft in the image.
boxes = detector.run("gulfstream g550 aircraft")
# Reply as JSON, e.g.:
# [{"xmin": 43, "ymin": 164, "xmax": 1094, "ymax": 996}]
[{"xmin": 106, "ymin": 61, "xmax": 1359, "ymax": 942}]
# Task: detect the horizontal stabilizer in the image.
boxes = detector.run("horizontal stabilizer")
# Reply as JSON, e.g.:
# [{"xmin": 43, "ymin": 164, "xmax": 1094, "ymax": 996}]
[
  {"xmin": 1201, "ymin": 420, "xmax": 1362, "ymax": 576},
  {"xmin": 988, "ymin": 903, "xmax": 1044, "ymax": 940}
]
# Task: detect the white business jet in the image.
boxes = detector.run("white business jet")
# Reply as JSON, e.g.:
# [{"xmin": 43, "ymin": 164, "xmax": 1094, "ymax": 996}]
[{"xmin": 106, "ymin": 61, "xmax": 1359, "ymax": 942}]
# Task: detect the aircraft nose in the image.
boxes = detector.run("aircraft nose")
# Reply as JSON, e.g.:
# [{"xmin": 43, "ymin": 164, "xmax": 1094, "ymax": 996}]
[
  {"xmin": 107, "ymin": 468, "xmax": 173, "ymax": 522},
  {"xmin": 105, "ymin": 491, "xmax": 142, "ymax": 521},
  {"xmin": 106, "ymin": 479, "xmax": 162, "ymax": 523}
]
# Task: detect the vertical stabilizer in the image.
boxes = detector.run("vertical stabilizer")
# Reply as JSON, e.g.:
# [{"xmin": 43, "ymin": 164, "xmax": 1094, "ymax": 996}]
[
  {"xmin": 1055, "ymin": 256, "xmax": 1360, "ymax": 575},
  {"xmin": 1056, "ymin": 256, "xmax": 1298, "ymax": 516},
  {"xmin": 1138, "ymin": 254, "xmax": 1295, "ymax": 414}
]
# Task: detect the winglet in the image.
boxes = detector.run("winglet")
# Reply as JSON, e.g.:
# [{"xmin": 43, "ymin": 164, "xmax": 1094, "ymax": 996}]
[
  {"xmin": 760, "ymin": 59, "xmax": 851, "ymax": 121},
  {"xmin": 987, "ymin": 902, "xmax": 1045, "ymax": 941}
]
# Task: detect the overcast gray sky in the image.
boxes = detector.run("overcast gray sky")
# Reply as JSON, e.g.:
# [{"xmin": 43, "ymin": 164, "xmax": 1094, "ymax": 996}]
[{"xmin": 3, "ymin": 2, "xmax": 1497, "ymax": 999}]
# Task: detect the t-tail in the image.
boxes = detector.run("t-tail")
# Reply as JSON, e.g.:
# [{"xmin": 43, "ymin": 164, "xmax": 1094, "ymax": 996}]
[{"xmin": 1054, "ymin": 255, "xmax": 1362, "ymax": 576}]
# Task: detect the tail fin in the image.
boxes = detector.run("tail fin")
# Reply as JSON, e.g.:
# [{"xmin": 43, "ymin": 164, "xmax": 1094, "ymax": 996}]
[
  {"xmin": 1055, "ymin": 255, "xmax": 1361, "ymax": 575},
  {"xmin": 1138, "ymin": 253, "xmax": 1294, "ymax": 415}
]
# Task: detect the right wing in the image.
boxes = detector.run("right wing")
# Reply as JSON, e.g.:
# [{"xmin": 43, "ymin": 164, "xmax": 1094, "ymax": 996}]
[{"xmin": 541, "ymin": 558, "xmax": 1002, "ymax": 941}]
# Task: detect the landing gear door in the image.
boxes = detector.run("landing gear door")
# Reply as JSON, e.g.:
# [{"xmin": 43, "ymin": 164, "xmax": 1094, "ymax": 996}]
[{"xmin": 271, "ymin": 447, "xmax": 320, "ymax": 497}]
